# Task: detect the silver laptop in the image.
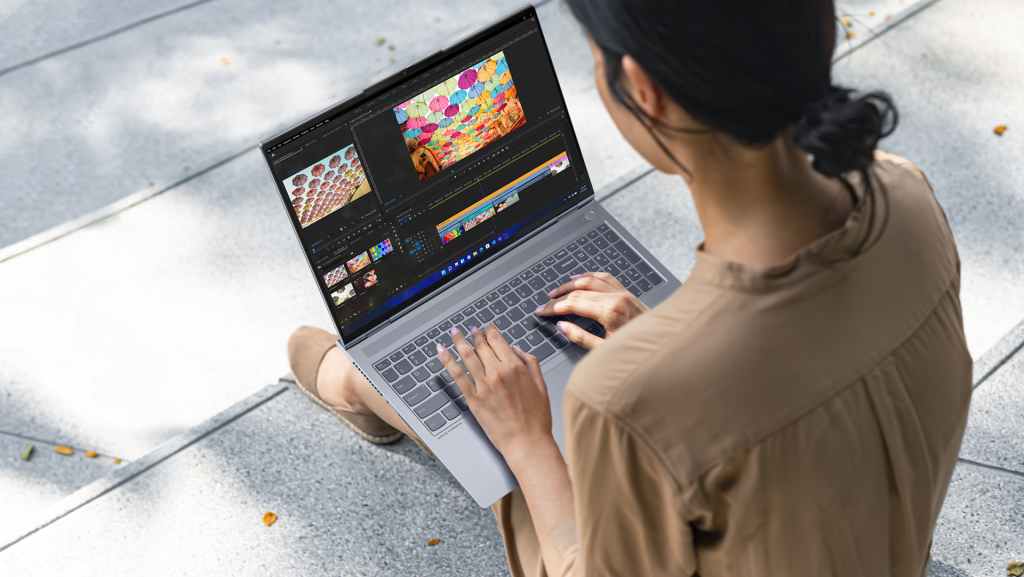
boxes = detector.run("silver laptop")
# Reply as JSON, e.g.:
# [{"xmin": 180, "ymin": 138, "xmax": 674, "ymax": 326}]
[{"xmin": 259, "ymin": 5, "xmax": 680, "ymax": 507}]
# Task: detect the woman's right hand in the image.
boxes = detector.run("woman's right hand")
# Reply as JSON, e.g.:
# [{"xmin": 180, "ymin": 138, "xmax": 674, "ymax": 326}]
[{"xmin": 534, "ymin": 272, "xmax": 649, "ymax": 350}]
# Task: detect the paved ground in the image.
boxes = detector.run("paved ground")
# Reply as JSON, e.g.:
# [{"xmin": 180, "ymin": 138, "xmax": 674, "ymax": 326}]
[{"xmin": 1, "ymin": 0, "xmax": 1022, "ymax": 574}]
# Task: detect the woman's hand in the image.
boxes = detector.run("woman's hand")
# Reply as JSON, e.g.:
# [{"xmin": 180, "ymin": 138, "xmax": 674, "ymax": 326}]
[
  {"xmin": 534, "ymin": 272, "xmax": 649, "ymax": 350},
  {"xmin": 436, "ymin": 325, "xmax": 554, "ymax": 459}
]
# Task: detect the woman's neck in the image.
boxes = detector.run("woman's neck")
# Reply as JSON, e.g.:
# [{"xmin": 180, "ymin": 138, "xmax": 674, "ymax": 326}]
[{"xmin": 685, "ymin": 136, "xmax": 853, "ymax": 266}]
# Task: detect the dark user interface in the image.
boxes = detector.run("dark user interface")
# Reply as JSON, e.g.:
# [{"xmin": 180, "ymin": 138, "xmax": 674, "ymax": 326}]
[{"xmin": 266, "ymin": 16, "xmax": 588, "ymax": 339}]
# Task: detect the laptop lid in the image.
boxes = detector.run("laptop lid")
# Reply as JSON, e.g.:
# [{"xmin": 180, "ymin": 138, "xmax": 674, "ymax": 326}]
[{"xmin": 260, "ymin": 5, "xmax": 594, "ymax": 345}]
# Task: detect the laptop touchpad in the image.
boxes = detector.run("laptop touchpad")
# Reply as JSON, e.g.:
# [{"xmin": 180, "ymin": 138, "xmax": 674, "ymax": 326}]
[{"xmin": 542, "ymin": 352, "xmax": 582, "ymax": 456}]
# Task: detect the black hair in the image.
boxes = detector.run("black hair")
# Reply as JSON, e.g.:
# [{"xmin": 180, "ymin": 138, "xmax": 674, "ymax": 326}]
[{"xmin": 564, "ymin": 0, "xmax": 898, "ymax": 252}]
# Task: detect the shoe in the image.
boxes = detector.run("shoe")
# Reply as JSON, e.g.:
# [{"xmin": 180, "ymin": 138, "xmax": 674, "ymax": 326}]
[{"xmin": 287, "ymin": 326, "xmax": 404, "ymax": 445}]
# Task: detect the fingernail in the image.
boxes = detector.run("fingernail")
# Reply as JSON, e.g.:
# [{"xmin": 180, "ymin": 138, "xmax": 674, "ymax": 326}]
[
  {"xmin": 471, "ymin": 325, "xmax": 480, "ymax": 333},
  {"xmin": 548, "ymin": 289, "xmax": 558, "ymax": 297},
  {"xmin": 571, "ymin": 274, "xmax": 581, "ymax": 279},
  {"xmin": 534, "ymin": 305, "xmax": 545, "ymax": 314},
  {"xmin": 512, "ymin": 344, "xmax": 522, "ymax": 352},
  {"xmin": 557, "ymin": 321, "xmax": 570, "ymax": 335},
  {"xmin": 436, "ymin": 343, "xmax": 447, "ymax": 356},
  {"xmin": 450, "ymin": 327, "xmax": 459, "ymax": 335}
]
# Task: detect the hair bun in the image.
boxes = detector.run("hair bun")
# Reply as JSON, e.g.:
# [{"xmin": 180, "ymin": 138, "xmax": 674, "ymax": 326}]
[{"xmin": 793, "ymin": 88, "xmax": 897, "ymax": 178}]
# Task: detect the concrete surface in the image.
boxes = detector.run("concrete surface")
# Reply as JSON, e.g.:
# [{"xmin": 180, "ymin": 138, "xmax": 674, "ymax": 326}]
[{"xmin": 1, "ymin": 0, "xmax": 1022, "ymax": 573}]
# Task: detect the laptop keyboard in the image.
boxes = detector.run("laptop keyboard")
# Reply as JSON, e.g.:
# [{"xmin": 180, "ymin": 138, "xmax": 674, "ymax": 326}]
[{"xmin": 372, "ymin": 222, "xmax": 664, "ymax": 435}]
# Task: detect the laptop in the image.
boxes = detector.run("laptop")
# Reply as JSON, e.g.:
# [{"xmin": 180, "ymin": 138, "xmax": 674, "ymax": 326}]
[{"xmin": 259, "ymin": 4, "xmax": 680, "ymax": 507}]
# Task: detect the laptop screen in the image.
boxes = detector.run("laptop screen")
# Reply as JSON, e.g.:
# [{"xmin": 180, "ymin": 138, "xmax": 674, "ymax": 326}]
[{"xmin": 262, "ymin": 6, "xmax": 592, "ymax": 343}]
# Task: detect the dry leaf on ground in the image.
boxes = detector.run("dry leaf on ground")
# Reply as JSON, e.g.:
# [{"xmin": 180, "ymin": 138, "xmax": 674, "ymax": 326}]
[
  {"xmin": 1008, "ymin": 561, "xmax": 1024, "ymax": 576},
  {"xmin": 376, "ymin": 38, "xmax": 385, "ymax": 45},
  {"xmin": 85, "ymin": 451, "xmax": 98, "ymax": 458},
  {"xmin": 846, "ymin": 31, "xmax": 857, "ymax": 39},
  {"xmin": 20, "ymin": 445, "xmax": 34, "ymax": 461},
  {"xmin": 263, "ymin": 512, "xmax": 277, "ymax": 526},
  {"xmin": 115, "ymin": 458, "xmax": 122, "ymax": 464},
  {"xmin": 885, "ymin": 13, "xmax": 893, "ymax": 20},
  {"xmin": 994, "ymin": 125, "xmax": 1008, "ymax": 135},
  {"xmin": 842, "ymin": 15, "xmax": 851, "ymax": 27},
  {"xmin": 54, "ymin": 445, "xmax": 73, "ymax": 456},
  {"xmin": 868, "ymin": 11, "xmax": 875, "ymax": 16},
  {"xmin": 428, "ymin": 539, "xmax": 440, "ymax": 546},
  {"xmin": 220, "ymin": 58, "xmax": 230, "ymax": 66}
]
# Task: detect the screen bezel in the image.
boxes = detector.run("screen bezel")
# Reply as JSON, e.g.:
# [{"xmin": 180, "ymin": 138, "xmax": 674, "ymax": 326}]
[{"xmin": 259, "ymin": 4, "xmax": 595, "ymax": 345}]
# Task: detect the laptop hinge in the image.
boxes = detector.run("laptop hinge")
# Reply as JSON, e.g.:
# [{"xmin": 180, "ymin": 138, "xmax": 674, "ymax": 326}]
[{"xmin": 346, "ymin": 319, "xmax": 391, "ymax": 348}]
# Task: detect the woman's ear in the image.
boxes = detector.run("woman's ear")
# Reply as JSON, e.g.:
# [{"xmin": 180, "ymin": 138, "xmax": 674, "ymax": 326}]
[{"xmin": 620, "ymin": 55, "xmax": 667, "ymax": 123}]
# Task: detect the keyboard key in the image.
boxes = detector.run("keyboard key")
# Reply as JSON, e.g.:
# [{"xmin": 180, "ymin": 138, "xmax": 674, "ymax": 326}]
[
  {"xmin": 583, "ymin": 243, "xmax": 599, "ymax": 256},
  {"xmin": 572, "ymin": 265, "xmax": 587, "ymax": 276},
  {"xmin": 403, "ymin": 385, "xmax": 431, "ymax": 406},
  {"xmin": 593, "ymin": 236, "xmax": 609, "ymax": 249},
  {"xmin": 543, "ymin": 256, "xmax": 557, "ymax": 266},
  {"xmin": 477, "ymin": 308, "xmax": 495, "ymax": 323},
  {"xmin": 546, "ymin": 283, "xmax": 560, "ymax": 294},
  {"xmin": 493, "ymin": 315, "xmax": 512, "ymax": 330},
  {"xmin": 450, "ymin": 313, "xmax": 464, "ymax": 324},
  {"xmin": 437, "ymin": 333, "xmax": 454, "ymax": 347},
  {"xmin": 518, "ymin": 300, "xmax": 536, "ymax": 314},
  {"xmin": 415, "ymin": 393, "xmax": 449, "ymax": 418},
  {"xmin": 486, "ymin": 291, "xmax": 500, "ymax": 302},
  {"xmin": 426, "ymin": 358, "xmax": 444, "ymax": 373},
  {"xmin": 628, "ymin": 285, "xmax": 643, "ymax": 298},
  {"xmin": 412, "ymin": 367, "xmax": 431, "ymax": 382},
  {"xmin": 408, "ymin": 350, "xmax": 427, "ymax": 366},
  {"xmin": 533, "ymin": 293, "xmax": 549, "ymax": 307},
  {"xmin": 551, "ymin": 333, "xmax": 569, "ymax": 349},
  {"xmin": 554, "ymin": 249, "xmax": 569, "ymax": 260},
  {"xmin": 497, "ymin": 285, "xmax": 511, "ymax": 294},
  {"xmin": 584, "ymin": 323, "xmax": 605, "ymax": 337},
  {"xmin": 637, "ymin": 278, "xmax": 654, "ymax": 292},
  {"xmin": 525, "ymin": 331, "xmax": 544, "ymax": 347},
  {"xmin": 603, "ymin": 230, "xmax": 620, "ymax": 242},
  {"xmin": 626, "ymin": 268, "xmax": 643, "ymax": 282},
  {"xmin": 503, "ymin": 293, "xmax": 521, "ymax": 306},
  {"xmin": 507, "ymin": 307, "xmax": 525, "ymax": 322},
  {"xmin": 380, "ymin": 368, "xmax": 399, "ymax": 383},
  {"xmin": 462, "ymin": 315, "xmax": 480, "ymax": 332},
  {"xmin": 516, "ymin": 340, "xmax": 532, "ymax": 352},
  {"xmin": 605, "ymin": 264, "xmax": 620, "ymax": 276},
  {"xmin": 391, "ymin": 375, "xmax": 416, "ymax": 394},
  {"xmin": 441, "ymin": 403, "xmax": 462, "ymax": 420},
  {"xmin": 389, "ymin": 351, "xmax": 404, "ymax": 362},
  {"xmin": 540, "ymin": 268, "xmax": 559, "ymax": 282},
  {"xmin": 617, "ymin": 275, "xmax": 632, "ymax": 287},
  {"xmin": 576, "ymin": 236, "xmax": 589, "ymax": 244},
  {"xmin": 597, "ymin": 223, "xmax": 609, "ymax": 232},
  {"xmin": 462, "ymin": 306, "xmax": 476, "ymax": 317},
  {"xmin": 402, "ymin": 342, "xmax": 417, "ymax": 355},
  {"xmin": 427, "ymin": 374, "xmax": 447, "ymax": 391},
  {"xmin": 522, "ymin": 316, "xmax": 540, "ymax": 330},
  {"xmin": 423, "ymin": 345, "xmax": 437, "ymax": 358},
  {"xmin": 474, "ymin": 298, "xmax": 488, "ymax": 309},
  {"xmin": 635, "ymin": 262, "xmax": 664, "ymax": 284},
  {"xmin": 528, "ymin": 276, "xmax": 546, "ymax": 290},
  {"xmin": 509, "ymin": 278, "xmax": 523, "ymax": 288},
  {"xmin": 586, "ymin": 229, "xmax": 600, "ymax": 239},
  {"xmin": 489, "ymin": 300, "xmax": 508, "ymax": 314},
  {"xmin": 538, "ymin": 323, "xmax": 557, "ymax": 337},
  {"xmin": 508, "ymin": 324, "xmax": 527, "ymax": 339},
  {"xmin": 615, "ymin": 241, "xmax": 641, "ymax": 263},
  {"xmin": 573, "ymin": 250, "xmax": 587, "ymax": 261},
  {"xmin": 414, "ymin": 335, "xmax": 428, "ymax": 347},
  {"xmin": 531, "ymin": 263, "xmax": 546, "ymax": 273},
  {"xmin": 394, "ymin": 359, "xmax": 413, "ymax": 375},
  {"xmin": 438, "ymin": 320, "xmax": 453, "ymax": 331},
  {"xmin": 515, "ymin": 285, "xmax": 532, "ymax": 298},
  {"xmin": 424, "ymin": 412, "xmax": 447, "ymax": 431},
  {"xmin": 374, "ymin": 359, "xmax": 391, "ymax": 371},
  {"xmin": 614, "ymin": 257, "xmax": 631, "ymax": 270},
  {"xmin": 554, "ymin": 257, "xmax": 577, "ymax": 274},
  {"xmin": 454, "ymin": 396, "xmax": 469, "ymax": 411},
  {"xmin": 426, "ymin": 327, "xmax": 441, "ymax": 339},
  {"xmin": 519, "ymin": 270, "xmax": 534, "ymax": 280},
  {"xmin": 566, "ymin": 242, "xmax": 578, "ymax": 252},
  {"xmin": 559, "ymin": 275, "xmax": 572, "ymax": 284},
  {"xmin": 593, "ymin": 253, "xmax": 610, "ymax": 266},
  {"xmin": 445, "ymin": 383, "xmax": 463, "ymax": 398},
  {"xmin": 532, "ymin": 342, "xmax": 555, "ymax": 362}
]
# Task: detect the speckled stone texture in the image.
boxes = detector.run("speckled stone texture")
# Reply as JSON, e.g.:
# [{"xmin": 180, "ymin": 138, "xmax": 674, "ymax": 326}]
[
  {"xmin": 959, "ymin": 348, "xmax": 1024, "ymax": 473},
  {"xmin": 0, "ymin": 385, "xmax": 511, "ymax": 576}
]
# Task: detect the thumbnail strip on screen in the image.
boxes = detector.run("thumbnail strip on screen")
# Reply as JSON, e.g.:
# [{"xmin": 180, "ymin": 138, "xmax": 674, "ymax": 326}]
[{"xmin": 435, "ymin": 152, "xmax": 569, "ymax": 244}]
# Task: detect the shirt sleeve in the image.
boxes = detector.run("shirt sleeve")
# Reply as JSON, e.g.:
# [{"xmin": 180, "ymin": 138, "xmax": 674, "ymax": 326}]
[{"xmin": 540, "ymin": 390, "xmax": 698, "ymax": 577}]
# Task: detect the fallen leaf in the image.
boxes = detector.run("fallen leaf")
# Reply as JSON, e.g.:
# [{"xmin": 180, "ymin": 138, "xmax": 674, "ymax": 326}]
[
  {"xmin": 388, "ymin": 45, "xmax": 395, "ymax": 51},
  {"xmin": 841, "ymin": 15, "xmax": 851, "ymax": 27},
  {"xmin": 376, "ymin": 38, "xmax": 385, "ymax": 45},
  {"xmin": 868, "ymin": 11, "xmax": 875, "ymax": 16},
  {"xmin": 263, "ymin": 512, "xmax": 277, "ymax": 526},
  {"xmin": 114, "ymin": 458, "xmax": 122, "ymax": 464},
  {"xmin": 85, "ymin": 451, "xmax": 98, "ymax": 458},
  {"xmin": 20, "ymin": 445, "xmax": 33, "ymax": 461},
  {"xmin": 54, "ymin": 445, "xmax": 73, "ymax": 456},
  {"xmin": 994, "ymin": 125, "xmax": 1008, "ymax": 135},
  {"xmin": 1008, "ymin": 562, "xmax": 1024, "ymax": 577},
  {"xmin": 221, "ymin": 57, "xmax": 230, "ymax": 66},
  {"xmin": 428, "ymin": 539, "xmax": 440, "ymax": 546},
  {"xmin": 885, "ymin": 13, "xmax": 893, "ymax": 19},
  {"xmin": 846, "ymin": 31, "xmax": 857, "ymax": 39}
]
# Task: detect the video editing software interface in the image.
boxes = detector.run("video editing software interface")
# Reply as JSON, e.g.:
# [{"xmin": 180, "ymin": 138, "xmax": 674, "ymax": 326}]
[{"xmin": 266, "ymin": 13, "xmax": 591, "ymax": 340}]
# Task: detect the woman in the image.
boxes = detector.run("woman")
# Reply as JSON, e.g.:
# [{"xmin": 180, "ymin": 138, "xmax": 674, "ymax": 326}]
[{"xmin": 287, "ymin": 0, "xmax": 972, "ymax": 574}]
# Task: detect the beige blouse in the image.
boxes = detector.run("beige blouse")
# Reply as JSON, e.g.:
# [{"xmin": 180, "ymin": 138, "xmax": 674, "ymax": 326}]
[{"xmin": 490, "ymin": 152, "xmax": 973, "ymax": 577}]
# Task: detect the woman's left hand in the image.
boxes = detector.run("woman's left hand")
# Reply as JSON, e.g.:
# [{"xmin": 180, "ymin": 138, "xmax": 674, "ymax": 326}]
[{"xmin": 436, "ymin": 325, "xmax": 553, "ymax": 459}]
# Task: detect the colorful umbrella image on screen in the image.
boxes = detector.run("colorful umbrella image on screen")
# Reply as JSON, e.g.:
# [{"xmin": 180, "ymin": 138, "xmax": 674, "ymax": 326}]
[
  {"xmin": 323, "ymin": 264, "xmax": 349, "ymax": 288},
  {"xmin": 369, "ymin": 238, "xmax": 393, "ymax": 261},
  {"xmin": 346, "ymin": 252, "xmax": 371, "ymax": 275},
  {"xmin": 281, "ymin": 143, "xmax": 370, "ymax": 228},
  {"xmin": 394, "ymin": 51, "xmax": 525, "ymax": 182}
]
